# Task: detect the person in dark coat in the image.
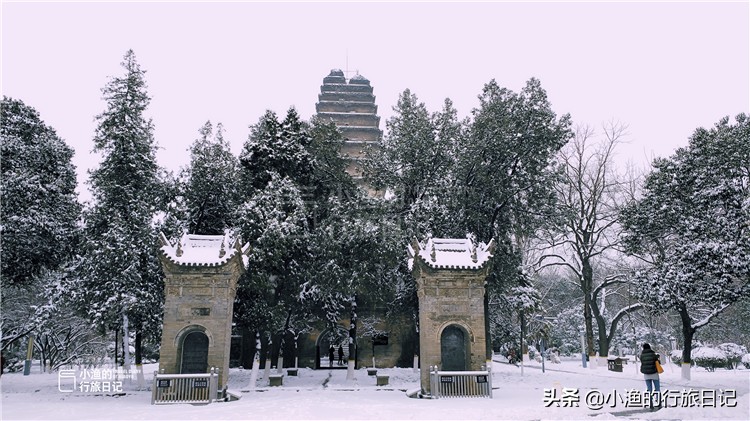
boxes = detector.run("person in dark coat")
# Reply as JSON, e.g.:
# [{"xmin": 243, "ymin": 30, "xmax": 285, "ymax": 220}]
[
  {"xmin": 328, "ymin": 345, "xmax": 335, "ymax": 368},
  {"xmin": 337, "ymin": 344, "xmax": 344, "ymax": 366},
  {"xmin": 640, "ymin": 343, "xmax": 661, "ymax": 409}
]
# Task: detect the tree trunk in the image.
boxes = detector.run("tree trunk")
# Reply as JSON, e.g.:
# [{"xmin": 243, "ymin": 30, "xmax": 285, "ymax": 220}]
[
  {"xmin": 22, "ymin": 333, "xmax": 34, "ymax": 375},
  {"xmin": 520, "ymin": 311, "xmax": 528, "ymax": 364},
  {"xmin": 122, "ymin": 314, "xmax": 131, "ymax": 375},
  {"xmin": 263, "ymin": 333, "xmax": 272, "ymax": 383},
  {"xmin": 413, "ymin": 313, "xmax": 420, "ymax": 373},
  {"xmin": 247, "ymin": 332, "xmax": 261, "ymax": 389},
  {"xmin": 582, "ymin": 258, "xmax": 596, "ymax": 365},
  {"xmin": 346, "ymin": 296, "xmax": 357, "ymax": 381},
  {"xmin": 114, "ymin": 327, "xmax": 119, "ymax": 369},
  {"xmin": 278, "ymin": 313, "xmax": 291, "ymax": 373},
  {"xmin": 294, "ymin": 334, "xmax": 299, "ymax": 369},
  {"xmin": 276, "ymin": 332, "xmax": 284, "ymax": 374},
  {"xmin": 134, "ymin": 327, "xmax": 142, "ymax": 365},
  {"xmin": 595, "ymin": 317, "xmax": 609, "ymax": 366},
  {"xmin": 589, "ymin": 294, "xmax": 610, "ymax": 362},
  {"xmin": 484, "ymin": 291, "xmax": 492, "ymax": 369},
  {"xmin": 135, "ymin": 326, "xmax": 145, "ymax": 389},
  {"xmin": 679, "ymin": 306, "xmax": 695, "ymax": 380},
  {"xmin": 583, "ymin": 293, "xmax": 595, "ymax": 357}
]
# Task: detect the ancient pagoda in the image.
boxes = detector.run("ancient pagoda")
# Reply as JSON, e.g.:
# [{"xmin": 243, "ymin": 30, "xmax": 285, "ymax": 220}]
[{"xmin": 315, "ymin": 69, "xmax": 382, "ymax": 186}]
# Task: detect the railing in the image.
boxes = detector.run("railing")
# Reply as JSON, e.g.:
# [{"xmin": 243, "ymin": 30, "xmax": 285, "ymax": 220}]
[
  {"xmin": 429, "ymin": 365, "xmax": 492, "ymax": 398},
  {"xmin": 151, "ymin": 368, "xmax": 219, "ymax": 405}
]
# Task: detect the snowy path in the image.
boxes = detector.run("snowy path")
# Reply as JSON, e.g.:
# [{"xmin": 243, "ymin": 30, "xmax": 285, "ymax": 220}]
[{"xmin": 2, "ymin": 359, "xmax": 748, "ymax": 420}]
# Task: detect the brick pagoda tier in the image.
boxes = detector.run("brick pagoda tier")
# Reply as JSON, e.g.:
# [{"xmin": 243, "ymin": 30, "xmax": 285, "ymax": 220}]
[{"xmin": 315, "ymin": 69, "xmax": 382, "ymax": 187}]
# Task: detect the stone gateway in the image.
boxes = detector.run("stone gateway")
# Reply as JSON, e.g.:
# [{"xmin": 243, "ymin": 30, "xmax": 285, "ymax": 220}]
[
  {"xmin": 157, "ymin": 233, "xmax": 250, "ymax": 390},
  {"xmin": 408, "ymin": 237, "xmax": 495, "ymax": 395}
]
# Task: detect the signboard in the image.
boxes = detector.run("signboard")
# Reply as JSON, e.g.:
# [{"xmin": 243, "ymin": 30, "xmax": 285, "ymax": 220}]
[
  {"xmin": 191, "ymin": 308, "xmax": 211, "ymax": 316},
  {"xmin": 440, "ymin": 376, "xmax": 454, "ymax": 383},
  {"xmin": 476, "ymin": 375, "xmax": 487, "ymax": 383},
  {"xmin": 157, "ymin": 379, "xmax": 172, "ymax": 388},
  {"xmin": 193, "ymin": 379, "xmax": 208, "ymax": 388}
]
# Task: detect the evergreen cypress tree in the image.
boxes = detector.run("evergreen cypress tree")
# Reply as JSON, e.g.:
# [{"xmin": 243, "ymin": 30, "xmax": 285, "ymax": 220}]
[
  {"xmin": 182, "ymin": 121, "xmax": 238, "ymax": 235},
  {"xmin": 239, "ymin": 108, "xmax": 313, "ymax": 192},
  {"xmin": 74, "ymin": 50, "xmax": 164, "ymax": 364},
  {"xmin": 1, "ymin": 97, "xmax": 82, "ymax": 361},
  {"xmin": 1, "ymin": 97, "xmax": 81, "ymax": 287}
]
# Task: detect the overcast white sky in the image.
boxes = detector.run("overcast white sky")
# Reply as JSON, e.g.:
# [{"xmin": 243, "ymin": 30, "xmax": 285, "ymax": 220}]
[{"xmin": 2, "ymin": 1, "xmax": 749, "ymax": 203}]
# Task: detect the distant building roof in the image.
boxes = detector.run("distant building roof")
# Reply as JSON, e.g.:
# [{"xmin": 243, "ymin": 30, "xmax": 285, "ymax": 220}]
[
  {"xmin": 159, "ymin": 232, "xmax": 250, "ymax": 267},
  {"xmin": 408, "ymin": 236, "xmax": 495, "ymax": 271}
]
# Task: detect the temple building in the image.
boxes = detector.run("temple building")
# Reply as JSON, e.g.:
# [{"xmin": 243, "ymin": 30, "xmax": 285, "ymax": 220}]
[{"xmin": 315, "ymin": 69, "xmax": 382, "ymax": 187}]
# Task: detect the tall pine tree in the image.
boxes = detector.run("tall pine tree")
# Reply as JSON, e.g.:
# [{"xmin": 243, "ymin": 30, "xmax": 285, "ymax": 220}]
[{"xmin": 74, "ymin": 50, "xmax": 164, "ymax": 368}]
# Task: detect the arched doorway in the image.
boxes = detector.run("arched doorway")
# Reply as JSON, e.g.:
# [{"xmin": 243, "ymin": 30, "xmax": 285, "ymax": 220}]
[
  {"xmin": 315, "ymin": 326, "xmax": 351, "ymax": 369},
  {"xmin": 440, "ymin": 325, "xmax": 467, "ymax": 371},
  {"xmin": 180, "ymin": 331, "xmax": 209, "ymax": 374}
]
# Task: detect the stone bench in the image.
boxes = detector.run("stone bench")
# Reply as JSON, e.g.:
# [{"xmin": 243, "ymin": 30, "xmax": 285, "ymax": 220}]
[
  {"xmin": 376, "ymin": 375, "xmax": 389, "ymax": 386},
  {"xmin": 287, "ymin": 368, "xmax": 298, "ymax": 376},
  {"xmin": 367, "ymin": 368, "xmax": 377, "ymax": 376},
  {"xmin": 269, "ymin": 374, "xmax": 283, "ymax": 386}
]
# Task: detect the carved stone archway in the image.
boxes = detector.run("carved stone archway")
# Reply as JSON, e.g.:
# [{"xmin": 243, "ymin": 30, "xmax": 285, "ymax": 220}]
[{"xmin": 314, "ymin": 325, "xmax": 351, "ymax": 369}]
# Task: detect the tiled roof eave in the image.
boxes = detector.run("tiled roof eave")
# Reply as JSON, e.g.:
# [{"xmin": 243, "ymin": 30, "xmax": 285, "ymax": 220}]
[
  {"xmin": 414, "ymin": 254, "xmax": 490, "ymax": 271},
  {"xmin": 159, "ymin": 249, "xmax": 239, "ymax": 268}
]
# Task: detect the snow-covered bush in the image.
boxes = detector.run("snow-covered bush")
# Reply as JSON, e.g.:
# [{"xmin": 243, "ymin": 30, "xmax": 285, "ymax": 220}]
[
  {"xmin": 692, "ymin": 347, "xmax": 727, "ymax": 372},
  {"xmin": 741, "ymin": 353, "xmax": 750, "ymax": 369},
  {"xmin": 670, "ymin": 349, "xmax": 683, "ymax": 365},
  {"xmin": 717, "ymin": 343, "xmax": 747, "ymax": 369}
]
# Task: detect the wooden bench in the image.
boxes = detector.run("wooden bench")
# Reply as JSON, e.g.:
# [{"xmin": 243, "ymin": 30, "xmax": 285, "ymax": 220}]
[
  {"xmin": 287, "ymin": 368, "xmax": 298, "ymax": 376},
  {"xmin": 376, "ymin": 375, "xmax": 389, "ymax": 386},
  {"xmin": 367, "ymin": 368, "xmax": 378, "ymax": 376}
]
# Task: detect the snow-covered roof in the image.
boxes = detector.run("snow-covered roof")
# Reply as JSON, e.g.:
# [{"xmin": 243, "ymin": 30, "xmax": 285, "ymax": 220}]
[
  {"xmin": 408, "ymin": 236, "xmax": 495, "ymax": 271},
  {"xmin": 159, "ymin": 232, "xmax": 250, "ymax": 267},
  {"xmin": 349, "ymin": 74, "xmax": 370, "ymax": 85}
]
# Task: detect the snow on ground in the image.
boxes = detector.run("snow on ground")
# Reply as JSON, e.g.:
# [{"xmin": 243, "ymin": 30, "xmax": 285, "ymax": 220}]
[{"xmin": 1, "ymin": 357, "xmax": 748, "ymax": 420}]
